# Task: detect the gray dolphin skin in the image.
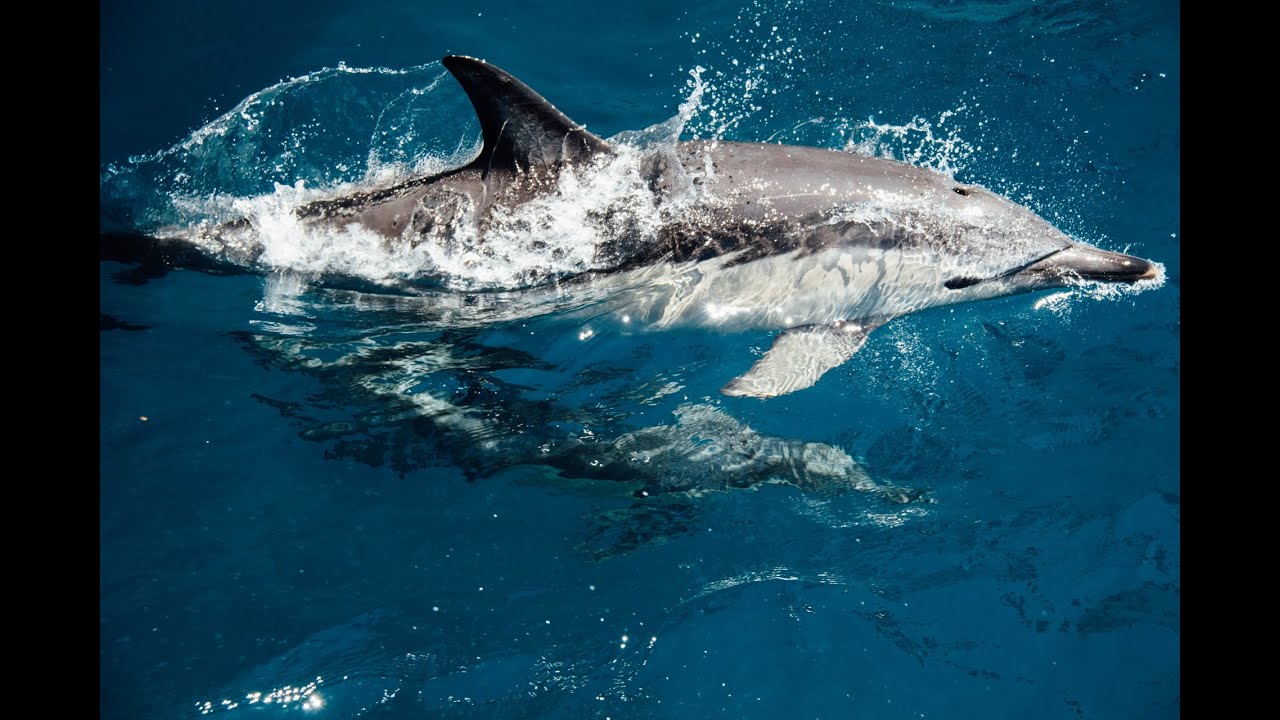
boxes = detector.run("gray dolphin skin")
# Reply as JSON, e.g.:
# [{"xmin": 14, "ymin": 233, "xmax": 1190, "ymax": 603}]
[{"xmin": 121, "ymin": 55, "xmax": 1161, "ymax": 398}]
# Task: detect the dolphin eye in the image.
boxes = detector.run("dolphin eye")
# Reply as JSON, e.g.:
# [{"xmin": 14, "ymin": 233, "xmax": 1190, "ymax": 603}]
[{"xmin": 953, "ymin": 187, "xmax": 971, "ymax": 196}]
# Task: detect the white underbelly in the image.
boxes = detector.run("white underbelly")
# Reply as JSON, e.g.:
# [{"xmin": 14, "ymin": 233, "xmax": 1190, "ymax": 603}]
[{"xmin": 628, "ymin": 247, "xmax": 950, "ymax": 331}]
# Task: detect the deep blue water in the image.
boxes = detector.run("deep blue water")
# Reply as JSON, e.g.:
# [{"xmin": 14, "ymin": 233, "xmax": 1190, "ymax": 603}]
[{"xmin": 101, "ymin": 1, "xmax": 1179, "ymax": 718}]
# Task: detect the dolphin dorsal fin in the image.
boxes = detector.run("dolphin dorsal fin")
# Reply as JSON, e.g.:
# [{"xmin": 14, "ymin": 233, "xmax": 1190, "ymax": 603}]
[{"xmin": 442, "ymin": 55, "xmax": 610, "ymax": 174}]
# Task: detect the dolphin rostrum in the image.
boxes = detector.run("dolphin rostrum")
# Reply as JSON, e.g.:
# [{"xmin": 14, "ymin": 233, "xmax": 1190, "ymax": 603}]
[{"xmin": 104, "ymin": 55, "xmax": 1161, "ymax": 398}]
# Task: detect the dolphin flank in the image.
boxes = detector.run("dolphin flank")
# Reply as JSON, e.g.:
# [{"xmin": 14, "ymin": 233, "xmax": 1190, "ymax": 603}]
[{"xmin": 103, "ymin": 55, "xmax": 1161, "ymax": 398}]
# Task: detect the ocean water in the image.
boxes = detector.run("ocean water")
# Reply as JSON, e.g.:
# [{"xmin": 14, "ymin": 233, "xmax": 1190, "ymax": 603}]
[{"xmin": 100, "ymin": 1, "xmax": 1180, "ymax": 718}]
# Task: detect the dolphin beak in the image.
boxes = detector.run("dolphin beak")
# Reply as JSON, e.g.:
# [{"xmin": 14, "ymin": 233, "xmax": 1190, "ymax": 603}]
[{"xmin": 1021, "ymin": 245, "xmax": 1157, "ymax": 283}]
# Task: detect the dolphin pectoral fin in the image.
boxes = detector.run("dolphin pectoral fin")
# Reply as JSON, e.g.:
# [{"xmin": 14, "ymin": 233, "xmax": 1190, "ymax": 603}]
[{"xmin": 722, "ymin": 322, "xmax": 878, "ymax": 399}]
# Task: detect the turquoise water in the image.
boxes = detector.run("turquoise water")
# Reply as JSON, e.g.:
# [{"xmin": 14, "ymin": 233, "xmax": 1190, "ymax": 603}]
[{"xmin": 100, "ymin": 1, "xmax": 1179, "ymax": 718}]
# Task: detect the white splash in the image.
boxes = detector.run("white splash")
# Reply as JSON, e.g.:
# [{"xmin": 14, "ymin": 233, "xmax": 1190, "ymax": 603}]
[
  {"xmin": 844, "ymin": 108, "xmax": 975, "ymax": 177},
  {"xmin": 1033, "ymin": 291, "xmax": 1076, "ymax": 315},
  {"xmin": 424, "ymin": 146, "xmax": 669, "ymax": 290}
]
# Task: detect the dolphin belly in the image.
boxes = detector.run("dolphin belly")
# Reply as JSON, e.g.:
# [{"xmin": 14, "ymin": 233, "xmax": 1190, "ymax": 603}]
[{"xmin": 634, "ymin": 245, "xmax": 950, "ymax": 332}]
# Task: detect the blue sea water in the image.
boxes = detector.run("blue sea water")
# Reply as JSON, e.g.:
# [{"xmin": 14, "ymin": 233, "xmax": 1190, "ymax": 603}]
[{"xmin": 100, "ymin": 1, "xmax": 1179, "ymax": 718}]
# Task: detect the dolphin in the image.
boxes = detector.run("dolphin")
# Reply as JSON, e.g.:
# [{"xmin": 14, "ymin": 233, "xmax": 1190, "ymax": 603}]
[{"xmin": 103, "ymin": 55, "xmax": 1160, "ymax": 398}]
